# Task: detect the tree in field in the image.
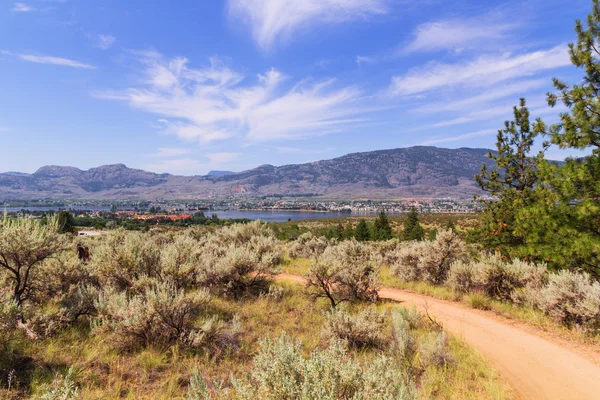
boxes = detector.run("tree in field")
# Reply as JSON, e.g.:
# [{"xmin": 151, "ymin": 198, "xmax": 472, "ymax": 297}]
[
  {"xmin": 354, "ymin": 220, "xmax": 371, "ymax": 241},
  {"xmin": 343, "ymin": 222, "xmax": 355, "ymax": 240},
  {"xmin": 473, "ymin": 99, "xmax": 546, "ymax": 256},
  {"xmin": 334, "ymin": 223, "xmax": 344, "ymax": 240},
  {"xmin": 519, "ymin": 2, "xmax": 600, "ymax": 275},
  {"xmin": 56, "ymin": 210, "xmax": 76, "ymax": 234},
  {"xmin": 402, "ymin": 208, "xmax": 424, "ymax": 241},
  {"xmin": 372, "ymin": 211, "xmax": 393, "ymax": 241},
  {"xmin": 0, "ymin": 217, "xmax": 67, "ymax": 308}
]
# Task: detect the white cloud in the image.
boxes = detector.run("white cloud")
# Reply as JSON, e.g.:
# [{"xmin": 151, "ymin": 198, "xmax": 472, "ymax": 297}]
[
  {"xmin": 96, "ymin": 52, "xmax": 371, "ymax": 143},
  {"xmin": 420, "ymin": 129, "xmax": 495, "ymax": 145},
  {"xmin": 228, "ymin": 0, "xmax": 389, "ymax": 51},
  {"xmin": 96, "ymin": 34, "xmax": 116, "ymax": 50},
  {"xmin": 405, "ymin": 15, "xmax": 516, "ymax": 54},
  {"xmin": 389, "ymin": 45, "xmax": 570, "ymax": 96},
  {"xmin": 151, "ymin": 147, "xmax": 192, "ymax": 158},
  {"xmin": 206, "ymin": 152, "xmax": 240, "ymax": 163},
  {"xmin": 18, "ymin": 54, "xmax": 95, "ymax": 69},
  {"xmin": 11, "ymin": 3, "xmax": 35, "ymax": 12},
  {"xmin": 415, "ymin": 79, "xmax": 547, "ymax": 113}
]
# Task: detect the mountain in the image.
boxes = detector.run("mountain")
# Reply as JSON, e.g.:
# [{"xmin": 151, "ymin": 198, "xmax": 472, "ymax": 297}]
[
  {"xmin": 0, "ymin": 146, "xmax": 495, "ymax": 200},
  {"xmin": 207, "ymin": 170, "xmax": 235, "ymax": 177}
]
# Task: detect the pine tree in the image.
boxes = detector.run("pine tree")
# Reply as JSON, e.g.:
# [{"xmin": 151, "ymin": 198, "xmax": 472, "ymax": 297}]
[
  {"xmin": 354, "ymin": 219, "xmax": 371, "ymax": 241},
  {"xmin": 343, "ymin": 223, "xmax": 354, "ymax": 240},
  {"xmin": 372, "ymin": 211, "xmax": 392, "ymax": 241},
  {"xmin": 402, "ymin": 208, "xmax": 424, "ymax": 241},
  {"xmin": 473, "ymin": 98, "xmax": 546, "ymax": 256},
  {"xmin": 519, "ymin": 1, "xmax": 600, "ymax": 276},
  {"xmin": 334, "ymin": 223, "xmax": 344, "ymax": 240}
]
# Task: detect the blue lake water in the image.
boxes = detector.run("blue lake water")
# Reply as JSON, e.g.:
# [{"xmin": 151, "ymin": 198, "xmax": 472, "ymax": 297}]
[
  {"xmin": 2, "ymin": 207, "xmax": 402, "ymax": 222},
  {"xmin": 208, "ymin": 210, "xmax": 402, "ymax": 222}
]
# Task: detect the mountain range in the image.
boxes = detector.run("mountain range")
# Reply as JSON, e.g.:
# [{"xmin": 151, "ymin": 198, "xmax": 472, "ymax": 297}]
[{"xmin": 0, "ymin": 146, "xmax": 495, "ymax": 200}]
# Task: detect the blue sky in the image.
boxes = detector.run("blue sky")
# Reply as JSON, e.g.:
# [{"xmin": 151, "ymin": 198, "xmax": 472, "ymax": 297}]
[{"xmin": 0, "ymin": 0, "xmax": 592, "ymax": 175}]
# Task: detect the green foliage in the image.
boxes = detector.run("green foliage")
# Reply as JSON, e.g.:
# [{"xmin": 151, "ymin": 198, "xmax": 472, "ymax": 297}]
[
  {"xmin": 392, "ymin": 230, "xmax": 469, "ymax": 285},
  {"xmin": 473, "ymin": 99, "xmax": 545, "ymax": 257},
  {"xmin": 322, "ymin": 305, "xmax": 387, "ymax": 349},
  {"xmin": 306, "ymin": 240, "xmax": 379, "ymax": 307},
  {"xmin": 402, "ymin": 208, "xmax": 424, "ymax": 241},
  {"xmin": 0, "ymin": 216, "xmax": 67, "ymax": 307},
  {"xmin": 232, "ymin": 334, "xmax": 416, "ymax": 400},
  {"xmin": 538, "ymin": 270, "xmax": 600, "ymax": 332},
  {"xmin": 372, "ymin": 211, "xmax": 393, "ymax": 241},
  {"xmin": 55, "ymin": 211, "xmax": 76, "ymax": 234},
  {"xmin": 354, "ymin": 219, "xmax": 371, "ymax": 241}
]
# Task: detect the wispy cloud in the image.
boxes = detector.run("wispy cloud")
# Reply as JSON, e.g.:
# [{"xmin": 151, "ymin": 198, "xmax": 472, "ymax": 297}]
[
  {"xmin": 389, "ymin": 45, "xmax": 570, "ymax": 96},
  {"xmin": 206, "ymin": 152, "xmax": 240, "ymax": 163},
  {"xmin": 420, "ymin": 129, "xmax": 495, "ymax": 145},
  {"xmin": 96, "ymin": 34, "xmax": 116, "ymax": 50},
  {"xmin": 150, "ymin": 147, "xmax": 192, "ymax": 158},
  {"xmin": 404, "ymin": 15, "xmax": 517, "ymax": 54},
  {"xmin": 96, "ymin": 51, "xmax": 372, "ymax": 143},
  {"xmin": 228, "ymin": 0, "xmax": 389, "ymax": 51},
  {"xmin": 18, "ymin": 54, "xmax": 95, "ymax": 69},
  {"xmin": 11, "ymin": 3, "xmax": 35, "ymax": 12},
  {"xmin": 414, "ymin": 79, "xmax": 547, "ymax": 113}
]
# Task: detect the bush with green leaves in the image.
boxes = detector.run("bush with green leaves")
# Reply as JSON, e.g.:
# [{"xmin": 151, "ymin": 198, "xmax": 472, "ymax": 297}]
[
  {"xmin": 322, "ymin": 305, "xmax": 386, "ymax": 349},
  {"xmin": 232, "ymin": 333, "xmax": 416, "ymax": 400},
  {"xmin": 90, "ymin": 229, "xmax": 162, "ymax": 292},
  {"xmin": 94, "ymin": 281, "xmax": 240, "ymax": 352},
  {"xmin": 0, "ymin": 216, "xmax": 67, "ymax": 307},
  {"xmin": 196, "ymin": 222, "xmax": 282, "ymax": 298},
  {"xmin": 306, "ymin": 240, "xmax": 379, "ymax": 308},
  {"xmin": 288, "ymin": 232, "xmax": 331, "ymax": 259},
  {"xmin": 35, "ymin": 366, "xmax": 79, "ymax": 400},
  {"xmin": 447, "ymin": 254, "xmax": 547, "ymax": 303},
  {"xmin": 392, "ymin": 230, "xmax": 468, "ymax": 285},
  {"xmin": 538, "ymin": 270, "xmax": 600, "ymax": 332}
]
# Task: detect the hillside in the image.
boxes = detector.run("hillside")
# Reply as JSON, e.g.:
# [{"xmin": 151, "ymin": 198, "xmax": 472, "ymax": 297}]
[{"xmin": 0, "ymin": 146, "xmax": 495, "ymax": 200}]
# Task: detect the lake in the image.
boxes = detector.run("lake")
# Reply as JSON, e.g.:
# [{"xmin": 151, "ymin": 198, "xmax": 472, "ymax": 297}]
[
  {"xmin": 208, "ymin": 210, "xmax": 402, "ymax": 222},
  {"xmin": 2, "ymin": 207, "xmax": 402, "ymax": 223}
]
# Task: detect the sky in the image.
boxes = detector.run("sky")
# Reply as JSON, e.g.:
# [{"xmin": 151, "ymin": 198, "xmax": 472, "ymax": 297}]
[{"xmin": 0, "ymin": 0, "xmax": 593, "ymax": 175}]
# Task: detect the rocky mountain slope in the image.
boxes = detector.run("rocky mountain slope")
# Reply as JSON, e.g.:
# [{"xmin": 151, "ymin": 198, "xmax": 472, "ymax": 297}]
[{"xmin": 0, "ymin": 146, "xmax": 495, "ymax": 200}]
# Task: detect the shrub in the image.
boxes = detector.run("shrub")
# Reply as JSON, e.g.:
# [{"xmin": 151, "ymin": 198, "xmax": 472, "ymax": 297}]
[
  {"xmin": 197, "ymin": 245, "xmax": 276, "ymax": 298},
  {"xmin": 419, "ymin": 331, "xmax": 453, "ymax": 369},
  {"xmin": 322, "ymin": 305, "xmax": 386, "ymax": 349},
  {"xmin": 288, "ymin": 232, "xmax": 330, "ymax": 259},
  {"xmin": 197, "ymin": 222, "xmax": 282, "ymax": 298},
  {"xmin": 391, "ymin": 230, "xmax": 468, "ymax": 285},
  {"xmin": 90, "ymin": 229, "xmax": 161, "ymax": 291},
  {"xmin": 447, "ymin": 261, "xmax": 477, "ymax": 294},
  {"xmin": 390, "ymin": 309, "xmax": 418, "ymax": 368},
  {"xmin": 233, "ymin": 333, "xmax": 416, "ymax": 400},
  {"xmin": 306, "ymin": 240, "xmax": 379, "ymax": 307},
  {"xmin": 159, "ymin": 234, "xmax": 203, "ymax": 289},
  {"xmin": 390, "ymin": 242, "xmax": 426, "ymax": 282},
  {"xmin": 35, "ymin": 366, "xmax": 79, "ymax": 400},
  {"xmin": 419, "ymin": 229, "xmax": 468, "ymax": 285},
  {"xmin": 476, "ymin": 255, "xmax": 547, "ymax": 302},
  {"xmin": 0, "ymin": 217, "xmax": 67, "ymax": 307},
  {"xmin": 94, "ymin": 282, "xmax": 240, "ymax": 352},
  {"xmin": 538, "ymin": 270, "xmax": 600, "ymax": 332}
]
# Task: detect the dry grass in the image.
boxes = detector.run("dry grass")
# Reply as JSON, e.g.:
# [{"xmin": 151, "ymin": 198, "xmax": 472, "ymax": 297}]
[{"xmin": 0, "ymin": 282, "xmax": 513, "ymax": 399}]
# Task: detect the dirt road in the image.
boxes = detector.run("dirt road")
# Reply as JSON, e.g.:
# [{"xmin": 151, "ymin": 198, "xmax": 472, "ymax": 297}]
[{"xmin": 276, "ymin": 273, "xmax": 600, "ymax": 400}]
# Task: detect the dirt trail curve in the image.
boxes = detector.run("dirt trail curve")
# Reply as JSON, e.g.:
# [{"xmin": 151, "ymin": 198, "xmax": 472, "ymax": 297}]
[{"xmin": 275, "ymin": 273, "xmax": 600, "ymax": 400}]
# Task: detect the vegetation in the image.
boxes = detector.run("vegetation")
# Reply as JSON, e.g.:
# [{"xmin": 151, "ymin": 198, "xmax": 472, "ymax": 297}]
[
  {"xmin": 472, "ymin": 1, "xmax": 600, "ymax": 278},
  {"xmin": 0, "ymin": 218, "xmax": 515, "ymax": 399}
]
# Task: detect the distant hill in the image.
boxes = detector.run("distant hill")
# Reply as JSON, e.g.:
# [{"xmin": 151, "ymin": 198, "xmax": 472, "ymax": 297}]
[
  {"xmin": 0, "ymin": 146, "xmax": 496, "ymax": 200},
  {"xmin": 207, "ymin": 170, "xmax": 235, "ymax": 177}
]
